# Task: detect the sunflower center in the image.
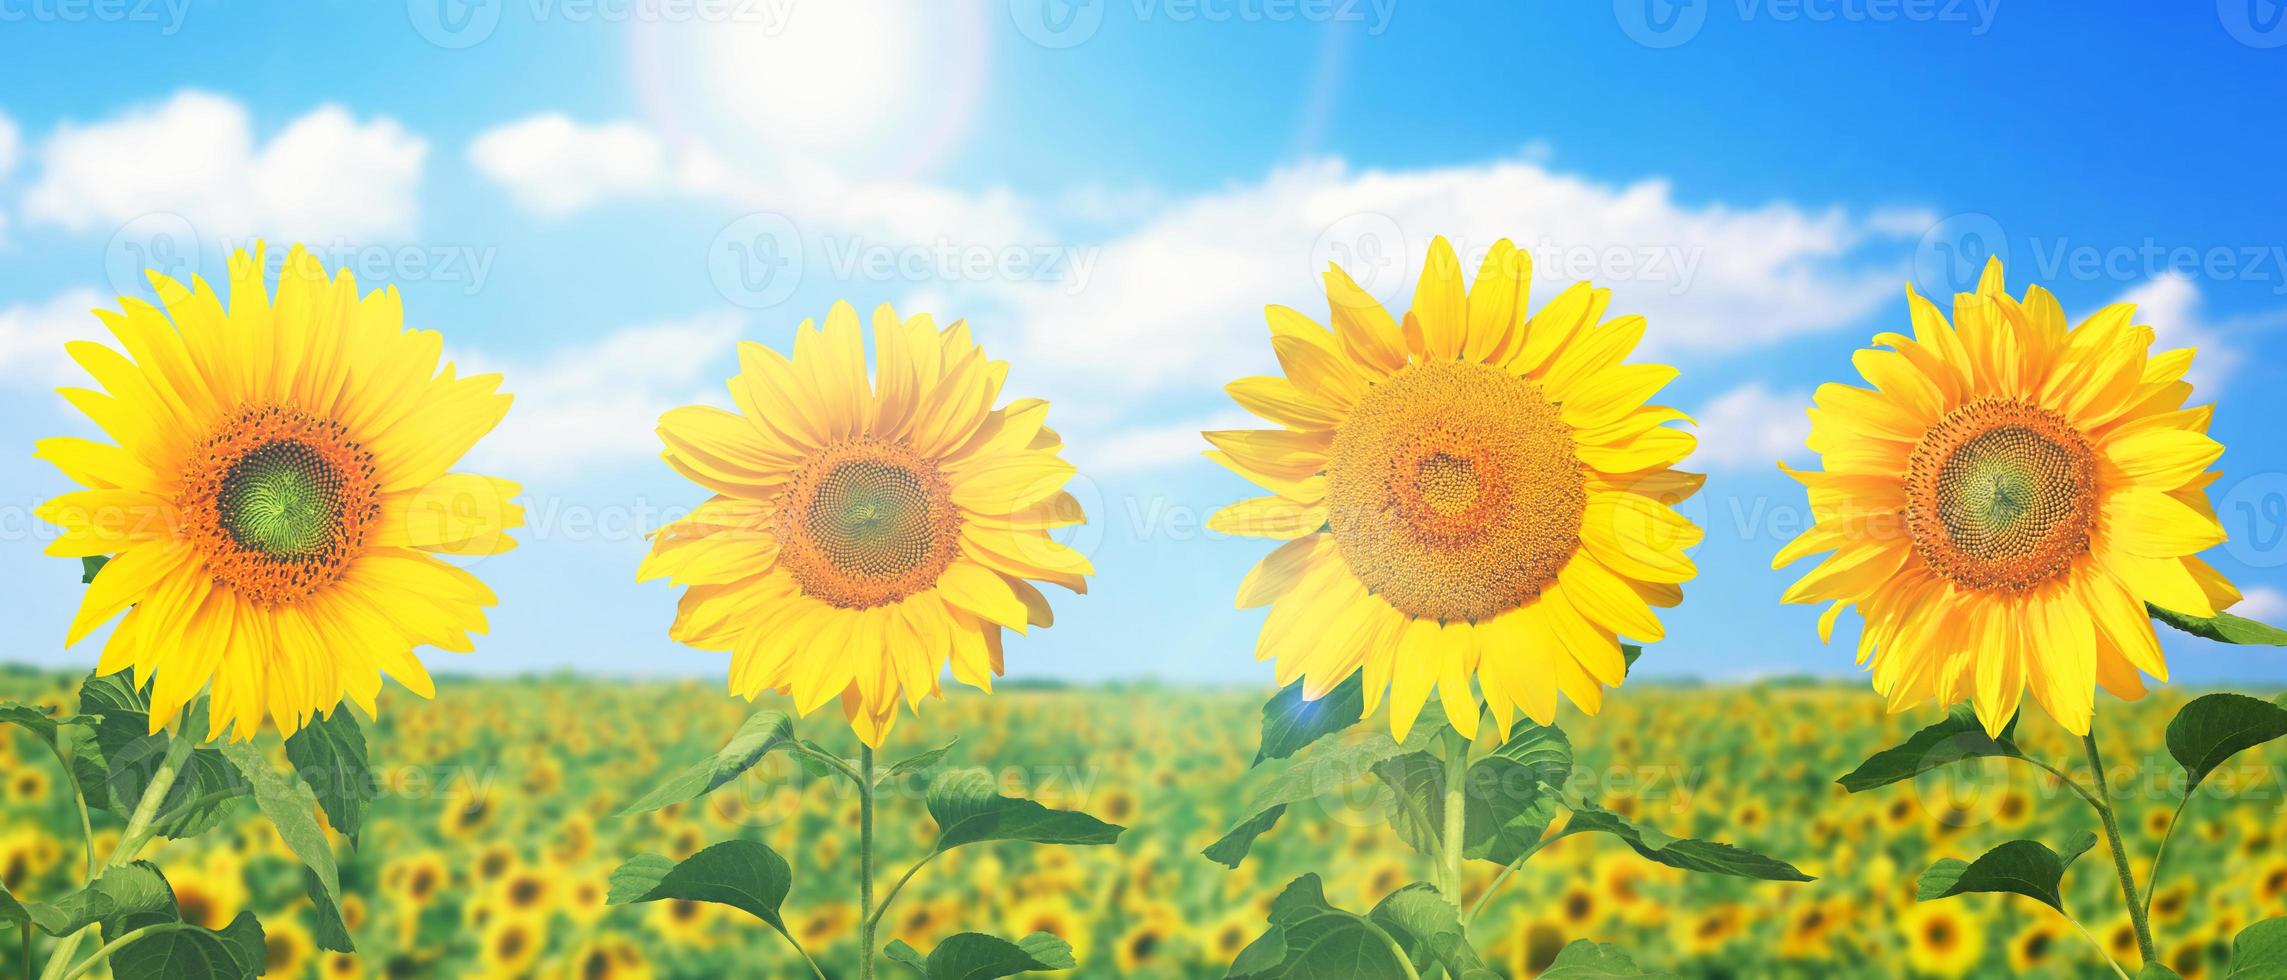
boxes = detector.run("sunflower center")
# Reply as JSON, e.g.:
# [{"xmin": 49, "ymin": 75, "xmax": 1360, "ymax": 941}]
[
  {"xmin": 1325, "ymin": 359, "xmax": 1585, "ymax": 623},
  {"xmin": 778, "ymin": 437, "xmax": 962, "ymax": 609},
  {"xmin": 182, "ymin": 407, "xmax": 378, "ymax": 607},
  {"xmin": 1905, "ymin": 398, "xmax": 2096, "ymax": 593}
]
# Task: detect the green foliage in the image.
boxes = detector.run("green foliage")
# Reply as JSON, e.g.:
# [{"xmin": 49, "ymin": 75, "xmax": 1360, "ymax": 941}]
[
  {"xmin": 2225, "ymin": 917, "xmax": 2287, "ymax": 978},
  {"xmin": 1559, "ymin": 800, "xmax": 1812, "ymax": 881},
  {"xmin": 2165, "ymin": 693, "xmax": 2287, "ymax": 793},
  {"xmin": 24, "ymin": 862, "xmax": 173, "ymax": 936},
  {"xmin": 284, "ymin": 708, "xmax": 375, "ymax": 847},
  {"xmin": 1915, "ymin": 833, "xmax": 2097, "ymax": 913},
  {"xmin": 0, "ymin": 699, "xmax": 99, "ymax": 750},
  {"xmin": 2150, "ymin": 603, "xmax": 2287, "ymax": 645},
  {"xmin": 616, "ymin": 710, "xmax": 795, "ymax": 816},
  {"xmin": 1836, "ymin": 704, "xmax": 2020, "ymax": 793},
  {"xmin": 72, "ymin": 676, "xmax": 248, "ymax": 839},
  {"xmin": 1538, "ymin": 940, "xmax": 1675, "ymax": 979},
  {"xmin": 883, "ymin": 932, "xmax": 1078, "ymax": 978},
  {"xmin": 217, "ymin": 738, "xmax": 343, "ymax": 944},
  {"xmin": 1254, "ymin": 674, "xmax": 1366, "ymax": 766},
  {"xmin": 1226, "ymin": 875, "xmax": 1418, "ymax": 980},
  {"xmin": 878, "ymin": 738, "xmax": 960, "ymax": 789},
  {"xmin": 608, "ymin": 840, "xmax": 794, "ymax": 932},
  {"xmin": 1367, "ymin": 884, "xmax": 1492, "ymax": 979},
  {"xmin": 925, "ymin": 769, "xmax": 1125, "ymax": 849}
]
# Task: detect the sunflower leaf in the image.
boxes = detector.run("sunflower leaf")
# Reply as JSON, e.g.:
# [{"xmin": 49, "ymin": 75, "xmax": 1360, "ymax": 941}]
[
  {"xmin": 25, "ymin": 862, "xmax": 171, "ymax": 936},
  {"xmin": 1201, "ymin": 805, "xmax": 1286, "ymax": 870},
  {"xmin": 1255, "ymin": 674, "xmax": 1367, "ymax": 766},
  {"xmin": 1367, "ymin": 884, "xmax": 1487, "ymax": 978},
  {"xmin": 0, "ymin": 881, "xmax": 25, "ymax": 929},
  {"xmin": 1836, "ymin": 703, "xmax": 2020, "ymax": 793},
  {"xmin": 616, "ymin": 710, "xmax": 794, "ymax": 817},
  {"xmin": 1227, "ymin": 875, "xmax": 1418, "ymax": 980},
  {"xmin": 304, "ymin": 866, "xmax": 354, "ymax": 953},
  {"xmin": 883, "ymin": 932, "xmax": 1076, "ymax": 978},
  {"xmin": 2226, "ymin": 917, "xmax": 2287, "ymax": 978},
  {"xmin": 1559, "ymin": 799, "xmax": 1812, "ymax": 881},
  {"xmin": 1538, "ymin": 940, "xmax": 1676, "ymax": 978},
  {"xmin": 1464, "ymin": 756, "xmax": 1563, "ymax": 866},
  {"xmin": 103, "ymin": 898, "xmax": 265, "ymax": 980},
  {"xmin": 607, "ymin": 840, "xmax": 793, "ymax": 932},
  {"xmin": 284, "ymin": 708, "xmax": 375, "ymax": 848},
  {"xmin": 1372, "ymin": 752, "xmax": 1448, "ymax": 857},
  {"xmin": 1915, "ymin": 838, "xmax": 2078, "ymax": 912},
  {"xmin": 218, "ymin": 739, "xmax": 340, "ymax": 918},
  {"xmin": 80, "ymin": 555, "xmax": 109, "ymax": 584},
  {"xmin": 2150, "ymin": 604, "xmax": 2287, "ymax": 645},
  {"xmin": 0, "ymin": 700, "xmax": 99, "ymax": 751},
  {"xmin": 71, "ymin": 676, "xmax": 247, "ymax": 838},
  {"xmin": 878, "ymin": 738, "xmax": 960, "ymax": 790},
  {"xmin": 2166, "ymin": 693, "xmax": 2287, "ymax": 794},
  {"xmin": 925, "ymin": 769, "xmax": 1124, "ymax": 850}
]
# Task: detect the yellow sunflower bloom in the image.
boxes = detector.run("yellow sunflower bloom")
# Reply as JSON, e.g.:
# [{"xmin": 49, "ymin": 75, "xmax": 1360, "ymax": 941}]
[
  {"xmin": 1775, "ymin": 258, "xmax": 2236, "ymax": 736},
  {"xmin": 1207, "ymin": 235, "xmax": 1701, "ymax": 741},
  {"xmin": 37, "ymin": 244, "xmax": 521, "ymax": 741},
  {"xmin": 642, "ymin": 301, "xmax": 1090, "ymax": 746}
]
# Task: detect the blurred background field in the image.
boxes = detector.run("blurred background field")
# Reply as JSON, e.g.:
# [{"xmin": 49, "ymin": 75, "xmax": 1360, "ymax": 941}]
[{"xmin": 4, "ymin": 670, "xmax": 2284, "ymax": 979}]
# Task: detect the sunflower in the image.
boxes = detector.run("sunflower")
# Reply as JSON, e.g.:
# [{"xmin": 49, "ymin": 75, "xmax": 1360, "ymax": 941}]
[
  {"xmin": 1207, "ymin": 236, "xmax": 1700, "ymax": 740},
  {"xmin": 478, "ymin": 915, "xmax": 542, "ymax": 976},
  {"xmin": 262, "ymin": 918, "xmax": 315, "ymax": 978},
  {"xmin": 642, "ymin": 301, "xmax": 1090, "ymax": 746},
  {"xmin": 1902, "ymin": 902, "xmax": 1985, "ymax": 977},
  {"xmin": 2006, "ymin": 919, "xmax": 2065, "ymax": 973},
  {"xmin": 37, "ymin": 244, "xmax": 520, "ymax": 740},
  {"xmin": 1776, "ymin": 258, "xmax": 2236, "ymax": 735}
]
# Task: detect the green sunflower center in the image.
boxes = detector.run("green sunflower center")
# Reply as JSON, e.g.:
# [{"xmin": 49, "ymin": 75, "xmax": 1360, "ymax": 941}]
[
  {"xmin": 806, "ymin": 460, "xmax": 938, "ymax": 578},
  {"xmin": 217, "ymin": 440, "xmax": 348, "ymax": 560},
  {"xmin": 1905, "ymin": 398, "xmax": 2096, "ymax": 593}
]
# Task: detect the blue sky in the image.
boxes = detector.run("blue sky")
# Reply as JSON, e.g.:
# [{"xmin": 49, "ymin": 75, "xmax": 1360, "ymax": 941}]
[{"xmin": 2, "ymin": 1, "xmax": 2286, "ymax": 690}]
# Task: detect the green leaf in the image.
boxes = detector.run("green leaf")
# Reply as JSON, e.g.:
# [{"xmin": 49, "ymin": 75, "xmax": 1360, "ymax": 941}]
[
  {"xmin": 1255, "ymin": 674, "xmax": 1366, "ymax": 766},
  {"xmin": 107, "ymin": 907, "xmax": 265, "ymax": 980},
  {"xmin": 1464, "ymin": 758, "xmax": 1562, "ymax": 866},
  {"xmin": 2166, "ymin": 693, "xmax": 2287, "ymax": 793},
  {"xmin": 617, "ymin": 710, "xmax": 795, "ymax": 816},
  {"xmin": 1486, "ymin": 718, "xmax": 1573, "ymax": 788},
  {"xmin": 882, "ymin": 932, "xmax": 1077, "ymax": 978},
  {"xmin": 2151, "ymin": 603, "xmax": 2287, "ymax": 645},
  {"xmin": 879, "ymin": 738, "xmax": 960, "ymax": 790},
  {"xmin": 1622, "ymin": 644, "xmax": 1644, "ymax": 675},
  {"xmin": 1560, "ymin": 800, "xmax": 1812, "ymax": 881},
  {"xmin": 81, "ymin": 555, "xmax": 109, "ymax": 584},
  {"xmin": 607, "ymin": 840, "xmax": 793, "ymax": 931},
  {"xmin": 217, "ymin": 739, "xmax": 340, "ymax": 920},
  {"xmin": 1836, "ymin": 703, "xmax": 2020, "ymax": 793},
  {"xmin": 284, "ymin": 708, "xmax": 375, "ymax": 846},
  {"xmin": 71, "ymin": 676, "xmax": 247, "ymax": 837},
  {"xmin": 0, "ymin": 880, "xmax": 26, "ymax": 929},
  {"xmin": 0, "ymin": 700, "xmax": 99, "ymax": 750},
  {"xmin": 794, "ymin": 739, "xmax": 843, "ymax": 779},
  {"xmin": 925, "ymin": 769, "xmax": 1124, "ymax": 849},
  {"xmin": 2225, "ymin": 916, "xmax": 2287, "ymax": 978},
  {"xmin": 304, "ymin": 866, "xmax": 354, "ymax": 953},
  {"xmin": 1226, "ymin": 876, "xmax": 1415, "ymax": 980},
  {"xmin": 1538, "ymin": 940, "xmax": 1675, "ymax": 978},
  {"xmin": 1367, "ymin": 884, "xmax": 1487, "ymax": 978},
  {"xmin": 1201, "ymin": 805, "xmax": 1285, "ymax": 870},
  {"xmin": 1915, "ymin": 834, "xmax": 2096, "ymax": 913},
  {"xmin": 1371, "ymin": 752, "xmax": 1447, "ymax": 856},
  {"xmin": 27, "ymin": 862, "xmax": 173, "ymax": 936}
]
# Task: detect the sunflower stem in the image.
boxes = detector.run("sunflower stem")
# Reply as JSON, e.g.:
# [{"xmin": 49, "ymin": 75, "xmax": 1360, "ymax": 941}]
[
  {"xmin": 2060, "ymin": 911, "xmax": 2134, "ymax": 980},
  {"xmin": 2141, "ymin": 790, "xmax": 2194, "ymax": 923},
  {"xmin": 37, "ymin": 730, "xmax": 193, "ymax": 980},
  {"xmin": 857, "ymin": 743, "xmax": 877, "ymax": 980},
  {"xmin": 2080, "ymin": 730, "xmax": 2156, "ymax": 966},
  {"xmin": 54, "ymin": 922, "xmax": 202, "ymax": 980},
  {"xmin": 1440, "ymin": 728, "xmax": 1469, "ymax": 905}
]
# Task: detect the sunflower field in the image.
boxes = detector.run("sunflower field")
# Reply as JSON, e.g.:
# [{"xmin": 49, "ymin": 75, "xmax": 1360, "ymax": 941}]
[{"xmin": 3, "ymin": 668, "xmax": 2281, "ymax": 979}]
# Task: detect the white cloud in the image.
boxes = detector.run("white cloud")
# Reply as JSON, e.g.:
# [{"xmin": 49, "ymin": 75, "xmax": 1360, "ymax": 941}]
[
  {"xmin": 460, "ymin": 313, "xmax": 744, "ymax": 480},
  {"xmin": 0, "ymin": 111, "xmax": 18, "ymax": 180},
  {"xmin": 466, "ymin": 115, "xmax": 665, "ymax": 218},
  {"xmin": 23, "ymin": 91, "xmax": 426, "ymax": 242},
  {"xmin": 976, "ymin": 157, "xmax": 1917, "ymax": 400},
  {"xmin": 2233, "ymin": 585, "xmax": 2287, "ymax": 623},
  {"xmin": 1690, "ymin": 383, "xmax": 1813, "ymax": 472},
  {"xmin": 0, "ymin": 289, "xmax": 108, "ymax": 386},
  {"xmin": 2112, "ymin": 274, "xmax": 2239, "ymax": 392},
  {"xmin": 1074, "ymin": 411, "xmax": 1253, "ymax": 478}
]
